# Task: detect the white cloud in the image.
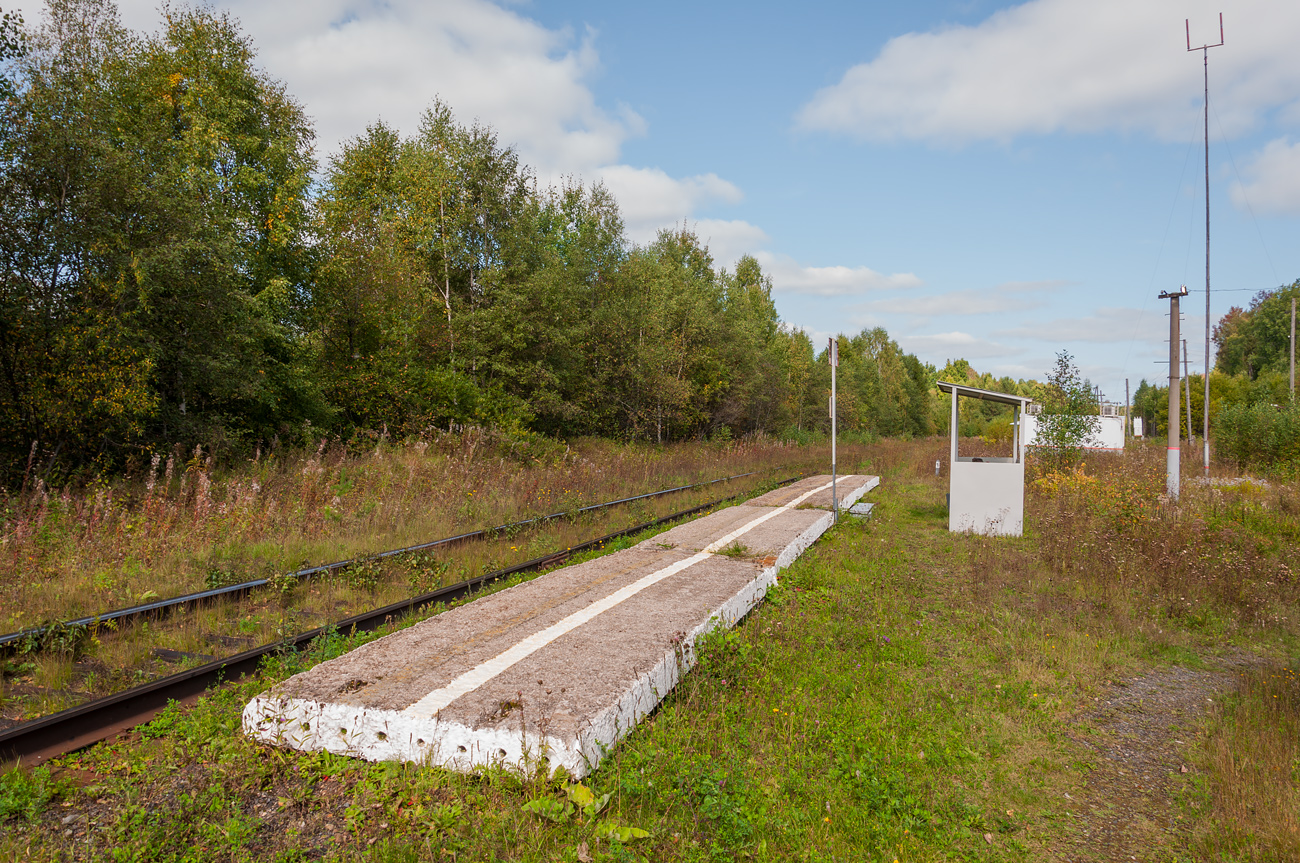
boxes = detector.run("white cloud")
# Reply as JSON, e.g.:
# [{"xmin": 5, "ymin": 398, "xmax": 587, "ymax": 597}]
[
  {"xmin": 667, "ymin": 222, "xmax": 921, "ymax": 297},
  {"xmin": 994, "ymin": 305, "xmax": 1175, "ymax": 346},
  {"xmin": 689, "ymin": 220, "xmax": 772, "ymax": 271},
  {"xmin": 1230, "ymin": 138, "xmax": 1300, "ymax": 214},
  {"xmin": 757, "ymin": 255, "xmax": 921, "ymax": 296},
  {"xmin": 856, "ymin": 280, "xmax": 1068, "ymax": 321},
  {"xmin": 900, "ymin": 331, "xmax": 1015, "ymax": 361},
  {"xmin": 597, "ymin": 169, "xmax": 743, "ymax": 243},
  {"xmin": 797, "ymin": 0, "xmax": 1300, "ymax": 144}
]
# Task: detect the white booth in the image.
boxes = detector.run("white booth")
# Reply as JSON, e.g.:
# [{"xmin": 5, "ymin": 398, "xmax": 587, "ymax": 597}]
[{"xmin": 938, "ymin": 381, "xmax": 1034, "ymax": 537}]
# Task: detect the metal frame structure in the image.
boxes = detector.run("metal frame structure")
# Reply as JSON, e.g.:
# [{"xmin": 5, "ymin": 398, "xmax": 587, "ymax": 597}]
[{"xmin": 938, "ymin": 381, "xmax": 1035, "ymax": 537}]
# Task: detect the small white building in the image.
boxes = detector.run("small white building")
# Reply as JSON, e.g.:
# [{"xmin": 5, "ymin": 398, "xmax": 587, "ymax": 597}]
[
  {"xmin": 939, "ymin": 381, "xmax": 1033, "ymax": 537},
  {"xmin": 1021, "ymin": 405, "xmax": 1125, "ymax": 452}
]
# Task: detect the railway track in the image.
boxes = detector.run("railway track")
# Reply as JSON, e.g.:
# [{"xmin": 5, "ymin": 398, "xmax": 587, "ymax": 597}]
[
  {"xmin": 0, "ymin": 475, "xmax": 801, "ymax": 767},
  {"xmin": 0, "ymin": 472, "xmax": 757, "ymax": 656}
]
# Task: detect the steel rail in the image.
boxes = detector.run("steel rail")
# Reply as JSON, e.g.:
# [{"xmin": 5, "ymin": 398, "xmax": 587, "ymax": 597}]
[
  {"xmin": 0, "ymin": 475, "xmax": 801, "ymax": 767},
  {"xmin": 0, "ymin": 472, "xmax": 757, "ymax": 654}
]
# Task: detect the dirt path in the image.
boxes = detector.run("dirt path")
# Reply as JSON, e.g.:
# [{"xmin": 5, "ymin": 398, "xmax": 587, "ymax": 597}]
[{"xmin": 1058, "ymin": 658, "xmax": 1254, "ymax": 861}]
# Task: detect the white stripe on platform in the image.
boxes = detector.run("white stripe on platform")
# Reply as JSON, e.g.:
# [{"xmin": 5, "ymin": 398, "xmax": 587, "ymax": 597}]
[{"xmin": 400, "ymin": 478, "xmax": 845, "ymax": 718}]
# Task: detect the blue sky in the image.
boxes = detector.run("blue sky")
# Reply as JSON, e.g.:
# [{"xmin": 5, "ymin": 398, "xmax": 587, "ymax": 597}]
[{"xmin": 108, "ymin": 0, "xmax": 1300, "ymax": 400}]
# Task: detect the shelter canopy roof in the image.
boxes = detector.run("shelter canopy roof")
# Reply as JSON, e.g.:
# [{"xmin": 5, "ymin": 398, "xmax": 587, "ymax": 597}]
[{"xmin": 937, "ymin": 381, "xmax": 1035, "ymax": 408}]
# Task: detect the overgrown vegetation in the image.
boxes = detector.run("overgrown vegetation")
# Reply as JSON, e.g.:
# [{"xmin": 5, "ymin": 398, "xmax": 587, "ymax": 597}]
[
  {"xmin": 1214, "ymin": 400, "xmax": 1300, "ymax": 473},
  {"xmin": 2, "ymin": 439, "xmax": 1297, "ymax": 861}
]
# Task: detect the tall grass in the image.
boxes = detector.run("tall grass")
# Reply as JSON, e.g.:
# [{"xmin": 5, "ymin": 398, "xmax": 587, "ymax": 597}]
[
  {"xmin": 1028, "ymin": 445, "xmax": 1300, "ymax": 630},
  {"xmin": 0, "ymin": 430, "xmax": 849, "ymax": 632},
  {"xmin": 1192, "ymin": 662, "xmax": 1300, "ymax": 859}
]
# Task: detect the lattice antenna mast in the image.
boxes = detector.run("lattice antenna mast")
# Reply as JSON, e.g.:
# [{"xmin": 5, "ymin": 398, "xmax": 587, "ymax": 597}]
[{"xmin": 1187, "ymin": 13, "xmax": 1223, "ymax": 474}]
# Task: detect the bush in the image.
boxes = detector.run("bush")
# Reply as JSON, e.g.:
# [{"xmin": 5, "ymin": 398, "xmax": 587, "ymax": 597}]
[{"xmin": 1214, "ymin": 401, "xmax": 1300, "ymax": 471}]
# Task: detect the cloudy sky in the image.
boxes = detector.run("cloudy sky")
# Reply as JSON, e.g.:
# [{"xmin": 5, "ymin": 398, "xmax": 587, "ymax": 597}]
[{"xmin": 110, "ymin": 0, "xmax": 1300, "ymax": 399}]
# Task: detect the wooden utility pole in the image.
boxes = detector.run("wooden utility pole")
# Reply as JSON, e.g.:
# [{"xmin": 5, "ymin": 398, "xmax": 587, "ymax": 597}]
[{"xmin": 1160, "ymin": 286, "xmax": 1188, "ymax": 500}]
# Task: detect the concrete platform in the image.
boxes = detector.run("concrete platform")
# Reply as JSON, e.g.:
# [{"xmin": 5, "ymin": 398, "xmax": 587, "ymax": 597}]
[
  {"xmin": 745, "ymin": 473, "xmax": 878, "ymax": 510},
  {"xmin": 243, "ymin": 474, "xmax": 878, "ymax": 777}
]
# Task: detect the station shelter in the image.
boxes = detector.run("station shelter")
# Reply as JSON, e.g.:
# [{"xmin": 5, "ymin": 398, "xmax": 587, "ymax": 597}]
[{"xmin": 938, "ymin": 381, "xmax": 1035, "ymax": 537}]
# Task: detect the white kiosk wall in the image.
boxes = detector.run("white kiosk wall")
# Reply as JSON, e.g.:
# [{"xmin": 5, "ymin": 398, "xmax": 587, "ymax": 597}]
[{"xmin": 940, "ymin": 381, "xmax": 1034, "ymax": 538}]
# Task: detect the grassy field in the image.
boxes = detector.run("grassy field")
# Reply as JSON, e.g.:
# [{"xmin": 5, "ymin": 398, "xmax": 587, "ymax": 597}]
[{"xmin": 2, "ymin": 437, "xmax": 1299, "ymax": 861}]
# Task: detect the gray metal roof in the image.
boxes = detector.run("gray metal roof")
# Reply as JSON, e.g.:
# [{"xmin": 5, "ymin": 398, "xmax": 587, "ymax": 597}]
[{"xmin": 937, "ymin": 380, "xmax": 1035, "ymax": 407}]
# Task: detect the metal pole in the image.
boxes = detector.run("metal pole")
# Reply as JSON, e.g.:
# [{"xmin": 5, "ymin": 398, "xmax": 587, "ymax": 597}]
[
  {"xmin": 1202, "ymin": 45, "xmax": 1211, "ymax": 473},
  {"xmin": 829, "ymin": 338, "xmax": 838, "ymax": 523},
  {"xmin": 1012, "ymin": 404, "xmax": 1019, "ymax": 462},
  {"xmin": 1201, "ymin": 46, "xmax": 1211, "ymax": 475},
  {"xmin": 950, "ymin": 388, "xmax": 958, "ymax": 467},
  {"xmin": 1291, "ymin": 296, "xmax": 1296, "ymax": 400},
  {"xmin": 1160, "ymin": 287, "xmax": 1186, "ymax": 501},
  {"xmin": 1188, "ymin": 14, "xmax": 1223, "ymax": 472}
]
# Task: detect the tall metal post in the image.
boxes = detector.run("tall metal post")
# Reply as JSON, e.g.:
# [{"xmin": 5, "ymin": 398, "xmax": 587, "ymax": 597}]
[
  {"xmin": 829, "ymin": 338, "xmax": 838, "ymax": 523},
  {"xmin": 1188, "ymin": 14, "xmax": 1223, "ymax": 472},
  {"xmin": 1160, "ymin": 287, "xmax": 1187, "ymax": 500},
  {"xmin": 950, "ymin": 389, "xmax": 958, "ymax": 460},
  {"xmin": 1291, "ymin": 297, "xmax": 1296, "ymax": 400}
]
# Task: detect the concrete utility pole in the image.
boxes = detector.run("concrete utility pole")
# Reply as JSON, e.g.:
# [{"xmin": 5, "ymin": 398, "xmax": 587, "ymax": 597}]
[
  {"xmin": 1189, "ymin": 14, "xmax": 1223, "ymax": 472},
  {"xmin": 829, "ymin": 337, "xmax": 838, "ymax": 523},
  {"xmin": 1160, "ymin": 286, "xmax": 1188, "ymax": 500},
  {"xmin": 1182, "ymin": 339, "xmax": 1194, "ymax": 453}
]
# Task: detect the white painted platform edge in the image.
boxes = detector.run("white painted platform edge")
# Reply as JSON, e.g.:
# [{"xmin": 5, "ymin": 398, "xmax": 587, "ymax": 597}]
[
  {"xmin": 241, "ymin": 695, "xmax": 578, "ymax": 774},
  {"xmin": 837, "ymin": 475, "xmax": 878, "ymax": 510},
  {"xmin": 241, "ymin": 509, "xmax": 835, "ymax": 778},
  {"xmin": 571, "ymin": 508, "xmax": 833, "ymax": 776}
]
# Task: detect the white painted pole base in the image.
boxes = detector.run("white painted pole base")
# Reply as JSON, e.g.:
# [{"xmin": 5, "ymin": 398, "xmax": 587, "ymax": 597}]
[{"xmin": 1167, "ymin": 447, "xmax": 1180, "ymax": 500}]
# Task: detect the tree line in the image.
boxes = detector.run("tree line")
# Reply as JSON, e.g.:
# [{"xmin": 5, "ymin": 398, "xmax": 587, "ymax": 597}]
[{"xmin": 1, "ymin": 1, "xmax": 941, "ymax": 482}]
